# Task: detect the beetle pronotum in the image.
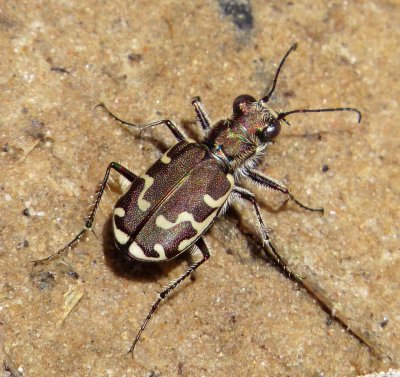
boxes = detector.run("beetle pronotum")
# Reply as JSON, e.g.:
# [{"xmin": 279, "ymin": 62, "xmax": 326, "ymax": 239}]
[{"xmin": 35, "ymin": 44, "xmax": 361, "ymax": 353}]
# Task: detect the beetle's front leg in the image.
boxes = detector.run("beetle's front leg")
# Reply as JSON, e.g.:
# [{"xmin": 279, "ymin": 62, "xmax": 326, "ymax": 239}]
[
  {"xmin": 128, "ymin": 237, "xmax": 210, "ymax": 354},
  {"xmin": 191, "ymin": 96, "xmax": 212, "ymax": 130},
  {"xmin": 245, "ymin": 169, "xmax": 324, "ymax": 213},
  {"xmin": 33, "ymin": 162, "xmax": 137, "ymax": 265},
  {"xmin": 233, "ymin": 186, "xmax": 302, "ymax": 283},
  {"xmin": 96, "ymin": 103, "xmax": 186, "ymax": 141}
]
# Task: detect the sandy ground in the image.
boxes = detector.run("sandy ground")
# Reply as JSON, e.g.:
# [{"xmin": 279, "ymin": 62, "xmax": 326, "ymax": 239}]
[{"xmin": 0, "ymin": 1, "xmax": 399, "ymax": 376}]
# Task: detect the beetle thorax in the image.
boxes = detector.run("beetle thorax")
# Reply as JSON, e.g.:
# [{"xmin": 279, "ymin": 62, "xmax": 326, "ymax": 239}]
[{"xmin": 205, "ymin": 99, "xmax": 281, "ymax": 172}]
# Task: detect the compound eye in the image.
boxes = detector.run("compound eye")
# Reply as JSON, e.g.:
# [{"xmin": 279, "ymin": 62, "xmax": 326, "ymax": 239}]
[
  {"xmin": 232, "ymin": 95, "xmax": 256, "ymax": 116},
  {"xmin": 260, "ymin": 119, "xmax": 281, "ymax": 141}
]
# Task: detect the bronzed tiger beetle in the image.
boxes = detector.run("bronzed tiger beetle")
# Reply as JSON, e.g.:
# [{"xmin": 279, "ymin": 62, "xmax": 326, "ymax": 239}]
[{"xmin": 34, "ymin": 43, "xmax": 361, "ymax": 353}]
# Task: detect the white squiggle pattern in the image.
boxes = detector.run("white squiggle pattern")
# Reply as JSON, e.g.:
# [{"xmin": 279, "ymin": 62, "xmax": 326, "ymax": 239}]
[
  {"xmin": 129, "ymin": 241, "xmax": 165, "ymax": 261},
  {"xmin": 203, "ymin": 174, "xmax": 234, "ymax": 208},
  {"xmin": 137, "ymin": 174, "xmax": 154, "ymax": 211},
  {"xmin": 113, "ymin": 207, "xmax": 130, "ymax": 244}
]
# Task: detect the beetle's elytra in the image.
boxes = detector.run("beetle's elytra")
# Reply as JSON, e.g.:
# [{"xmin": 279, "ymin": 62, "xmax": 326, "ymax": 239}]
[
  {"xmin": 34, "ymin": 44, "xmax": 361, "ymax": 353},
  {"xmin": 113, "ymin": 140, "xmax": 234, "ymax": 261}
]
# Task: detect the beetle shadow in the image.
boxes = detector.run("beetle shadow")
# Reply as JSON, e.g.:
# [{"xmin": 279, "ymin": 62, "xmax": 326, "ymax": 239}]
[
  {"xmin": 131, "ymin": 132, "xmax": 171, "ymax": 157},
  {"xmin": 180, "ymin": 119, "xmax": 203, "ymax": 141},
  {"xmin": 101, "ymin": 216, "xmax": 195, "ymax": 285},
  {"xmin": 224, "ymin": 205, "xmax": 302, "ymax": 285}
]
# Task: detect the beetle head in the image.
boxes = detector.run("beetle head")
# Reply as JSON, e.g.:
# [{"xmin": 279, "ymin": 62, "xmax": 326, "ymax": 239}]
[
  {"xmin": 206, "ymin": 44, "xmax": 361, "ymax": 170},
  {"xmin": 232, "ymin": 94, "xmax": 283, "ymax": 145}
]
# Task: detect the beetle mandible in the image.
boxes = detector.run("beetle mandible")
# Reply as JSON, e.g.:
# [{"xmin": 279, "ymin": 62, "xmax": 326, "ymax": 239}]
[{"xmin": 34, "ymin": 43, "xmax": 361, "ymax": 353}]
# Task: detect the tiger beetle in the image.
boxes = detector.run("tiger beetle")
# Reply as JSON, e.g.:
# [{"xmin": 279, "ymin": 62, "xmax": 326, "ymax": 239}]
[{"xmin": 34, "ymin": 43, "xmax": 361, "ymax": 354}]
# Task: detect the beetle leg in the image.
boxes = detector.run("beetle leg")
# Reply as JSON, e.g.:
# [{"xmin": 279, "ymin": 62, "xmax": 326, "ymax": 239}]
[
  {"xmin": 245, "ymin": 169, "xmax": 324, "ymax": 213},
  {"xmin": 191, "ymin": 96, "xmax": 212, "ymax": 130},
  {"xmin": 32, "ymin": 162, "xmax": 137, "ymax": 265},
  {"xmin": 233, "ymin": 186, "xmax": 303, "ymax": 283},
  {"xmin": 96, "ymin": 103, "xmax": 186, "ymax": 141},
  {"xmin": 128, "ymin": 237, "xmax": 210, "ymax": 354}
]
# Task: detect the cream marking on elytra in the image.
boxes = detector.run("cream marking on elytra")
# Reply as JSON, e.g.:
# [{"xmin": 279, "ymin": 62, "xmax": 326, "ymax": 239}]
[
  {"xmin": 156, "ymin": 211, "xmax": 217, "ymax": 251},
  {"xmin": 114, "ymin": 207, "xmax": 126, "ymax": 217},
  {"xmin": 178, "ymin": 180, "xmax": 234, "ymax": 250},
  {"xmin": 137, "ymin": 174, "xmax": 154, "ymax": 211},
  {"xmin": 155, "ymin": 178, "xmax": 234, "ymax": 251},
  {"xmin": 129, "ymin": 241, "xmax": 160, "ymax": 261},
  {"xmin": 160, "ymin": 154, "xmax": 171, "ymax": 164},
  {"xmin": 113, "ymin": 219, "xmax": 130, "ymax": 245},
  {"xmin": 153, "ymin": 243, "xmax": 167, "ymax": 260},
  {"xmin": 155, "ymin": 212, "xmax": 205, "ymax": 230},
  {"xmin": 160, "ymin": 146, "xmax": 173, "ymax": 164},
  {"xmin": 203, "ymin": 174, "xmax": 234, "ymax": 208},
  {"xmin": 177, "ymin": 214, "xmax": 216, "ymax": 251},
  {"xmin": 113, "ymin": 208, "xmax": 130, "ymax": 244}
]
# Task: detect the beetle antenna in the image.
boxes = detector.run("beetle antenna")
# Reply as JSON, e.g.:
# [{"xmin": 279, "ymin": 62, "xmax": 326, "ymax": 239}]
[
  {"xmin": 262, "ymin": 43, "xmax": 298, "ymax": 103},
  {"xmin": 278, "ymin": 107, "xmax": 362, "ymax": 123}
]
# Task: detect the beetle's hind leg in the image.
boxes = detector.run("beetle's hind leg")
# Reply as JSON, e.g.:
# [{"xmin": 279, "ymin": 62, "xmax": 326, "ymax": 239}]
[
  {"xmin": 128, "ymin": 237, "xmax": 210, "ymax": 354},
  {"xmin": 233, "ymin": 186, "xmax": 303, "ymax": 283},
  {"xmin": 33, "ymin": 162, "xmax": 137, "ymax": 265},
  {"xmin": 96, "ymin": 103, "xmax": 186, "ymax": 142}
]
